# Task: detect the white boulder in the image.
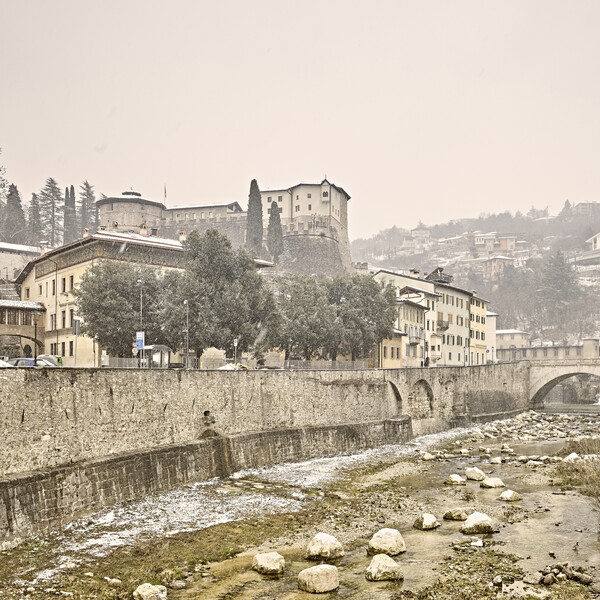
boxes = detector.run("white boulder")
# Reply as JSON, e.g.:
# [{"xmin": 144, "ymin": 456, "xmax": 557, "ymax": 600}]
[
  {"xmin": 298, "ymin": 564, "xmax": 339, "ymax": 593},
  {"xmin": 489, "ymin": 457, "xmax": 503, "ymax": 464},
  {"xmin": 460, "ymin": 511, "xmax": 494, "ymax": 534},
  {"xmin": 305, "ymin": 532, "xmax": 344, "ymax": 560},
  {"xmin": 481, "ymin": 477, "xmax": 505, "ymax": 488},
  {"xmin": 367, "ymin": 528, "xmax": 406, "ymax": 556},
  {"xmin": 365, "ymin": 554, "xmax": 404, "ymax": 581},
  {"xmin": 413, "ymin": 513, "xmax": 440, "ymax": 530},
  {"xmin": 499, "ymin": 490, "xmax": 522, "ymax": 502},
  {"xmin": 564, "ymin": 452, "xmax": 580, "ymax": 463},
  {"xmin": 445, "ymin": 474, "xmax": 466, "ymax": 485},
  {"xmin": 133, "ymin": 584, "xmax": 168, "ymax": 600},
  {"xmin": 422, "ymin": 452, "xmax": 435, "ymax": 461},
  {"xmin": 465, "ymin": 467, "xmax": 486, "ymax": 481},
  {"xmin": 252, "ymin": 551, "xmax": 285, "ymax": 575}
]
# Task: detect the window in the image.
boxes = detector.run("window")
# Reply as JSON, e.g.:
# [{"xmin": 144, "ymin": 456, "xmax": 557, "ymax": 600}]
[
  {"xmin": 533, "ymin": 349, "xmax": 538, "ymax": 358},
  {"xmin": 323, "ymin": 191, "xmax": 328, "ymax": 197},
  {"xmin": 209, "ymin": 211, "xmax": 213, "ymax": 218},
  {"xmin": 38, "ymin": 284, "xmax": 42, "ymax": 296},
  {"xmin": 61, "ymin": 311, "xmax": 66, "ymax": 329},
  {"xmin": 449, "ymin": 352, "xmax": 452, "ymax": 361},
  {"xmin": 543, "ymin": 348, "xmax": 548, "ymax": 357},
  {"xmin": 295, "ymin": 205, "xmax": 300, "ymax": 212},
  {"xmin": 69, "ymin": 341, "xmax": 74, "ymax": 356},
  {"xmin": 577, "ymin": 347, "xmax": 582, "ymax": 356},
  {"xmin": 383, "ymin": 346, "xmax": 387, "ymax": 358},
  {"xmin": 522, "ymin": 348, "xmax": 526, "ymax": 357},
  {"xmin": 25, "ymin": 288, "xmax": 30, "ymax": 299},
  {"xmin": 7, "ymin": 310, "xmax": 18, "ymax": 325},
  {"xmin": 22, "ymin": 312, "xmax": 31, "ymax": 325},
  {"xmin": 296, "ymin": 195, "xmax": 299, "ymax": 200},
  {"xmin": 46, "ymin": 282, "xmax": 48, "ymax": 297},
  {"xmin": 70, "ymin": 309, "xmax": 74, "ymax": 327},
  {"xmin": 52, "ymin": 279, "xmax": 56, "ymax": 296},
  {"xmin": 69, "ymin": 275, "xmax": 74, "ymax": 290},
  {"xmin": 565, "ymin": 348, "xmax": 570, "ymax": 357},
  {"xmin": 61, "ymin": 277, "xmax": 66, "ymax": 293},
  {"xmin": 307, "ymin": 193, "xmax": 312, "ymax": 198},
  {"xmin": 482, "ymin": 332, "xmax": 485, "ymax": 340},
  {"xmin": 267, "ymin": 196, "xmax": 272, "ymax": 202},
  {"xmin": 308, "ymin": 204, "xmax": 312, "ymax": 211},
  {"xmin": 554, "ymin": 348, "xmax": 559, "ymax": 357},
  {"xmin": 61, "ymin": 342, "xmax": 65, "ymax": 357},
  {"xmin": 50, "ymin": 314, "xmax": 55, "ymax": 330},
  {"xmin": 278, "ymin": 195, "xmax": 282, "ymax": 202},
  {"xmin": 201, "ymin": 212, "xmax": 205, "ymax": 219}
]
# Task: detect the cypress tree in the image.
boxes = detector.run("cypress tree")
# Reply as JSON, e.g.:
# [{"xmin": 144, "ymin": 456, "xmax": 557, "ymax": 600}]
[
  {"xmin": 79, "ymin": 180, "xmax": 97, "ymax": 233},
  {"xmin": 246, "ymin": 179, "xmax": 263, "ymax": 256},
  {"xmin": 28, "ymin": 193, "xmax": 42, "ymax": 246},
  {"xmin": 267, "ymin": 200, "xmax": 284, "ymax": 263},
  {"xmin": 63, "ymin": 185, "xmax": 77, "ymax": 244},
  {"xmin": 0, "ymin": 184, "xmax": 27, "ymax": 243}
]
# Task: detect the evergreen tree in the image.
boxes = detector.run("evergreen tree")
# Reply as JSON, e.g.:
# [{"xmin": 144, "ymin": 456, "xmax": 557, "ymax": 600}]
[
  {"xmin": 38, "ymin": 177, "xmax": 64, "ymax": 247},
  {"xmin": 27, "ymin": 193, "xmax": 42, "ymax": 246},
  {"xmin": 63, "ymin": 185, "xmax": 77, "ymax": 244},
  {"xmin": 267, "ymin": 201, "xmax": 284, "ymax": 263},
  {"xmin": 0, "ymin": 184, "xmax": 27, "ymax": 243},
  {"xmin": 246, "ymin": 179, "xmax": 263, "ymax": 256},
  {"xmin": 0, "ymin": 147, "xmax": 8, "ymax": 204},
  {"xmin": 79, "ymin": 180, "xmax": 97, "ymax": 233}
]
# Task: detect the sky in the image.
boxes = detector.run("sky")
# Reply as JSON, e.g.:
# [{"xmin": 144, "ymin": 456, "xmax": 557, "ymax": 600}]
[{"xmin": 1, "ymin": 0, "xmax": 599, "ymax": 241}]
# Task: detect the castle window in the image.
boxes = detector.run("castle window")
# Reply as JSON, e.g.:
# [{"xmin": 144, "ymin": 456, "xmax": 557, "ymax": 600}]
[
  {"xmin": 201, "ymin": 212, "xmax": 205, "ymax": 219},
  {"xmin": 295, "ymin": 205, "xmax": 300, "ymax": 212},
  {"xmin": 308, "ymin": 204, "xmax": 312, "ymax": 211},
  {"xmin": 323, "ymin": 191, "xmax": 328, "ymax": 197},
  {"xmin": 278, "ymin": 196, "xmax": 282, "ymax": 201},
  {"xmin": 307, "ymin": 193, "xmax": 312, "ymax": 198},
  {"xmin": 279, "ymin": 207, "xmax": 282, "ymax": 213},
  {"xmin": 267, "ymin": 196, "xmax": 272, "ymax": 202}
]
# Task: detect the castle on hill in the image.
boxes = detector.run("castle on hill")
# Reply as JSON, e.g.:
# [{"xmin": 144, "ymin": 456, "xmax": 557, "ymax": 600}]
[{"xmin": 96, "ymin": 179, "xmax": 353, "ymax": 275}]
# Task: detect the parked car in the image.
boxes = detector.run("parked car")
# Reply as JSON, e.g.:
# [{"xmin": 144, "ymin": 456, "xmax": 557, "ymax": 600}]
[
  {"xmin": 37, "ymin": 354, "xmax": 61, "ymax": 366},
  {"xmin": 7, "ymin": 357, "xmax": 56, "ymax": 367},
  {"xmin": 0, "ymin": 359, "xmax": 15, "ymax": 368}
]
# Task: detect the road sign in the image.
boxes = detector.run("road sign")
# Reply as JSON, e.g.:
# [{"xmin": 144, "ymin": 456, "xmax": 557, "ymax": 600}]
[
  {"xmin": 234, "ymin": 338, "xmax": 238, "ymax": 347},
  {"xmin": 136, "ymin": 331, "xmax": 145, "ymax": 349}
]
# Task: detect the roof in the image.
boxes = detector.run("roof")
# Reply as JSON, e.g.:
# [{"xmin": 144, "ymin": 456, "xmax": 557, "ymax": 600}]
[
  {"xmin": 0, "ymin": 241, "xmax": 41, "ymax": 254},
  {"xmin": 263, "ymin": 179, "xmax": 351, "ymax": 200},
  {"xmin": 496, "ymin": 329, "xmax": 530, "ymax": 335},
  {"xmin": 96, "ymin": 191, "xmax": 166, "ymax": 211},
  {"xmin": 167, "ymin": 202, "xmax": 243, "ymax": 212},
  {"xmin": 392, "ymin": 328, "xmax": 407, "ymax": 336},
  {"xmin": 586, "ymin": 233, "xmax": 600, "ymax": 243},
  {"xmin": 398, "ymin": 285, "xmax": 441, "ymax": 297},
  {"xmin": 486, "ymin": 311, "xmax": 499, "ymax": 316},
  {"xmin": 0, "ymin": 299, "xmax": 45, "ymax": 310},
  {"xmin": 398, "ymin": 298, "xmax": 427, "ymax": 310}
]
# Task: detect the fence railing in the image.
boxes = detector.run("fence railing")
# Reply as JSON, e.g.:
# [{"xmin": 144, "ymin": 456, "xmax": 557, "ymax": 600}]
[{"xmin": 283, "ymin": 360, "xmax": 369, "ymax": 370}]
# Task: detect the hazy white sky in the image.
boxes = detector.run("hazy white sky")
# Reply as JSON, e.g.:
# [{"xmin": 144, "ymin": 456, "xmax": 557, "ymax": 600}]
[{"xmin": 1, "ymin": 0, "xmax": 599, "ymax": 240}]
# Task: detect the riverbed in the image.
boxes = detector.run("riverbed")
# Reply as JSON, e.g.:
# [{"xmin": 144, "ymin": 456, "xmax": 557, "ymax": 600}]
[{"xmin": 1, "ymin": 412, "xmax": 600, "ymax": 599}]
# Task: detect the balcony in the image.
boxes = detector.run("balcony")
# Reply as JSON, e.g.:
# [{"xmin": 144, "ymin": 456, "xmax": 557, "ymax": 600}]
[
  {"xmin": 436, "ymin": 319, "xmax": 449, "ymax": 331},
  {"xmin": 408, "ymin": 335, "xmax": 421, "ymax": 345}
]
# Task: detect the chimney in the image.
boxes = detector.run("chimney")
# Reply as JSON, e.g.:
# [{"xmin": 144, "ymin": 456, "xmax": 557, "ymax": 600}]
[
  {"xmin": 82, "ymin": 227, "xmax": 90, "ymax": 238},
  {"xmin": 409, "ymin": 268, "xmax": 420, "ymax": 277},
  {"xmin": 40, "ymin": 244, "xmax": 47, "ymax": 255},
  {"xmin": 139, "ymin": 223, "xmax": 148, "ymax": 237},
  {"xmin": 179, "ymin": 230, "xmax": 187, "ymax": 243}
]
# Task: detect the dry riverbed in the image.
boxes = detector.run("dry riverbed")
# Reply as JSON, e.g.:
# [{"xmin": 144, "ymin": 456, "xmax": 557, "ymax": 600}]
[{"xmin": 1, "ymin": 412, "xmax": 600, "ymax": 599}]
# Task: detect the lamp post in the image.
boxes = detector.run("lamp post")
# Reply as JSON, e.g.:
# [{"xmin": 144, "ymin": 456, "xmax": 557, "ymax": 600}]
[
  {"xmin": 32, "ymin": 312, "xmax": 40, "ymax": 360},
  {"xmin": 137, "ymin": 279, "xmax": 143, "ymax": 368},
  {"xmin": 183, "ymin": 299, "xmax": 189, "ymax": 369}
]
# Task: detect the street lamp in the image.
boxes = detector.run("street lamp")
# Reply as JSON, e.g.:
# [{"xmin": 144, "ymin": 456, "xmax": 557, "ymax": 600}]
[
  {"xmin": 137, "ymin": 279, "xmax": 143, "ymax": 367},
  {"xmin": 183, "ymin": 299, "xmax": 189, "ymax": 369},
  {"xmin": 32, "ymin": 312, "xmax": 40, "ymax": 360}
]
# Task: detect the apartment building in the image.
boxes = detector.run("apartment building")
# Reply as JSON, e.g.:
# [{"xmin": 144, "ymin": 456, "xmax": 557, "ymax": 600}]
[{"xmin": 469, "ymin": 295, "xmax": 488, "ymax": 365}]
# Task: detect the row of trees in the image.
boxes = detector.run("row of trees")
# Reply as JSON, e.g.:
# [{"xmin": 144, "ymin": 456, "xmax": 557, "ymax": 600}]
[
  {"xmin": 74, "ymin": 229, "xmax": 397, "ymax": 359},
  {"xmin": 0, "ymin": 177, "xmax": 99, "ymax": 247}
]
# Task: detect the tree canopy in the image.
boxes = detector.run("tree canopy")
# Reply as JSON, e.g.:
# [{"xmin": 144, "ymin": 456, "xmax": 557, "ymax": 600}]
[
  {"xmin": 267, "ymin": 200, "xmax": 284, "ymax": 263},
  {"xmin": 0, "ymin": 184, "xmax": 27, "ymax": 243},
  {"xmin": 246, "ymin": 179, "xmax": 263, "ymax": 257}
]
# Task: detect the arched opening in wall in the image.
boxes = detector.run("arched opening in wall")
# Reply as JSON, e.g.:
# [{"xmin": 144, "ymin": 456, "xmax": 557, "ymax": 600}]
[
  {"xmin": 388, "ymin": 381, "xmax": 403, "ymax": 415},
  {"xmin": 408, "ymin": 379, "xmax": 434, "ymax": 418},
  {"xmin": 23, "ymin": 344, "xmax": 32, "ymax": 358},
  {"xmin": 531, "ymin": 373, "xmax": 600, "ymax": 409}
]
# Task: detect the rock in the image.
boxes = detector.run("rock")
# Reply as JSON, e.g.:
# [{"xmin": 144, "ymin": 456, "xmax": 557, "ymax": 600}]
[
  {"xmin": 481, "ymin": 477, "xmax": 505, "ymax": 488},
  {"xmin": 252, "ymin": 551, "xmax": 285, "ymax": 576},
  {"xmin": 305, "ymin": 532, "xmax": 344, "ymax": 560},
  {"xmin": 365, "ymin": 554, "xmax": 404, "ymax": 581},
  {"xmin": 107, "ymin": 578, "xmax": 122, "ymax": 587},
  {"xmin": 564, "ymin": 452, "xmax": 580, "ymax": 463},
  {"xmin": 460, "ymin": 448, "xmax": 470, "ymax": 455},
  {"xmin": 298, "ymin": 564, "xmax": 339, "ymax": 593},
  {"xmin": 422, "ymin": 452, "xmax": 435, "ymax": 461},
  {"xmin": 543, "ymin": 573, "xmax": 556, "ymax": 585},
  {"xmin": 413, "ymin": 513, "xmax": 440, "ymax": 530},
  {"xmin": 465, "ymin": 467, "xmax": 486, "ymax": 481},
  {"xmin": 493, "ymin": 575, "xmax": 503, "ymax": 586},
  {"xmin": 83, "ymin": 572, "xmax": 94, "ymax": 577},
  {"xmin": 445, "ymin": 474, "xmax": 466, "ymax": 485},
  {"xmin": 489, "ymin": 457, "xmax": 503, "ymax": 464},
  {"xmin": 572, "ymin": 571, "xmax": 593, "ymax": 585},
  {"xmin": 367, "ymin": 528, "xmax": 406, "ymax": 555},
  {"xmin": 523, "ymin": 572, "xmax": 543, "ymax": 585},
  {"xmin": 133, "ymin": 584, "xmax": 168, "ymax": 600},
  {"xmin": 169, "ymin": 580, "xmax": 186, "ymax": 590},
  {"xmin": 443, "ymin": 507, "xmax": 474, "ymax": 521},
  {"xmin": 460, "ymin": 511, "xmax": 494, "ymax": 534},
  {"xmin": 590, "ymin": 581, "xmax": 600, "ymax": 593},
  {"xmin": 499, "ymin": 490, "xmax": 522, "ymax": 502}
]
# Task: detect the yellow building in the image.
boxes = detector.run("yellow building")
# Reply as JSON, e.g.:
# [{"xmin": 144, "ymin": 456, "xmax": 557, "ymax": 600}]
[
  {"xmin": 469, "ymin": 295, "xmax": 488, "ymax": 365},
  {"xmin": 16, "ymin": 231, "xmax": 186, "ymax": 367}
]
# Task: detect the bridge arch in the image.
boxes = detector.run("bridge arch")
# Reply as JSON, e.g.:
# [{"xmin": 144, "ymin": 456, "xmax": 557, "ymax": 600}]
[
  {"xmin": 407, "ymin": 378, "xmax": 434, "ymax": 418},
  {"xmin": 388, "ymin": 381, "xmax": 403, "ymax": 415},
  {"xmin": 529, "ymin": 362, "xmax": 600, "ymax": 408}
]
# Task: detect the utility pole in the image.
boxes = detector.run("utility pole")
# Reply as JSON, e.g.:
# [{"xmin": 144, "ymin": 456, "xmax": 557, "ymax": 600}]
[{"xmin": 184, "ymin": 299, "xmax": 189, "ymax": 369}]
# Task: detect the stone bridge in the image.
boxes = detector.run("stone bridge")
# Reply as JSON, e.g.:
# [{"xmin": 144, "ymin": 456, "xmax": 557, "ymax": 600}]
[
  {"xmin": 0, "ymin": 359, "xmax": 599, "ymax": 548},
  {"xmin": 527, "ymin": 359, "xmax": 600, "ymax": 408}
]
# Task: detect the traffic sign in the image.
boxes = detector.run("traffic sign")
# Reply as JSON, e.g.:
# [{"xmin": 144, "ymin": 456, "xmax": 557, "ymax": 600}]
[{"xmin": 136, "ymin": 331, "xmax": 145, "ymax": 349}]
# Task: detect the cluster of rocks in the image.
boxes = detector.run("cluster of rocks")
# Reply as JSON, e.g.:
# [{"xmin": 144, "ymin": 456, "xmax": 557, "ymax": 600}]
[{"xmin": 523, "ymin": 562, "xmax": 595, "ymax": 588}]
